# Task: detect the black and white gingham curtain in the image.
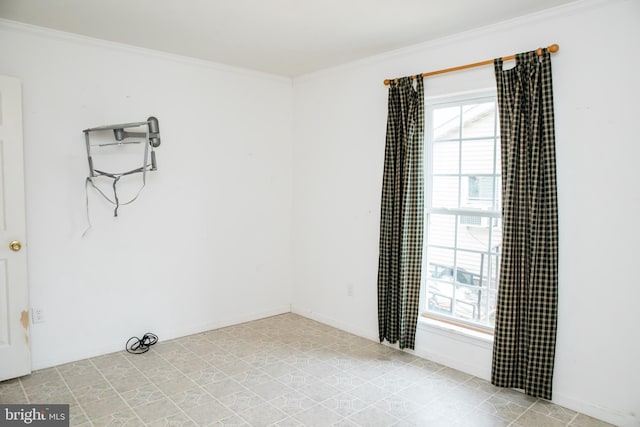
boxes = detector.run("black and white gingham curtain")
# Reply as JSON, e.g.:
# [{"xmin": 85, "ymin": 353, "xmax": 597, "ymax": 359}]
[
  {"xmin": 491, "ymin": 49, "xmax": 559, "ymax": 400},
  {"xmin": 377, "ymin": 76, "xmax": 424, "ymax": 350}
]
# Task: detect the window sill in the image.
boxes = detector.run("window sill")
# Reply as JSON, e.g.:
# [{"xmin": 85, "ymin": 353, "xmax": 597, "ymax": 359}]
[{"xmin": 418, "ymin": 314, "xmax": 494, "ymax": 346}]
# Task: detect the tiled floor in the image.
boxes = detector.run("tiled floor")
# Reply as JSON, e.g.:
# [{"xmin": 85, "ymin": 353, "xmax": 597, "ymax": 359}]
[{"xmin": 0, "ymin": 313, "xmax": 614, "ymax": 426}]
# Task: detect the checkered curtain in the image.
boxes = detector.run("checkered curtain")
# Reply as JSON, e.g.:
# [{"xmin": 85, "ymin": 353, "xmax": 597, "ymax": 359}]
[
  {"xmin": 491, "ymin": 49, "xmax": 559, "ymax": 400},
  {"xmin": 377, "ymin": 76, "xmax": 424, "ymax": 350}
]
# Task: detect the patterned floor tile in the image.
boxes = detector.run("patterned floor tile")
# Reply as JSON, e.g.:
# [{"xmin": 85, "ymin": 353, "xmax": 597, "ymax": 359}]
[
  {"xmin": 332, "ymin": 419, "xmax": 360, "ymax": 427},
  {"xmin": 169, "ymin": 386, "xmax": 217, "ymax": 410},
  {"xmin": 276, "ymin": 368, "xmax": 322, "ymax": 391},
  {"xmin": 428, "ymin": 393, "xmax": 476, "ymax": 420},
  {"xmin": 90, "ymin": 408, "xmax": 140, "ymax": 427},
  {"xmin": 120, "ymin": 383, "xmax": 164, "ymax": 407},
  {"xmin": 182, "ymin": 400, "xmax": 233, "ymax": 426},
  {"xmin": 69, "ymin": 404, "xmax": 89, "ymax": 425},
  {"xmin": 394, "ymin": 407, "xmax": 452, "ymax": 427},
  {"xmin": 152, "ymin": 340, "xmax": 188, "ymax": 355},
  {"xmin": 321, "ymin": 392, "xmax": 369, "ymax": 418},
  {"xmin": 456, "ymin": 409, "xmax": 511, "ymax": 427},
  {"xmin": 530, "ymin": 399, "xmax": 578, "ymax": 423},
  {"xmin": 0, "ymin": 379, "xmax": 27, "ymax": 404},
  {"xmin": 477, "ymin": 394, "xmax": 529, "ymax": 422},
  {"xmin": 148, "ymin": 412, "xmax": 198, "ymax": 427},
  {"xmin": 348, "ymin": 405, "xmax": 399, "ymax": 427},
  {"xmin": 494, "ymin": 388, "xmax": 539, "ymax": 408},
  {"xmin": 203, "ymin": 378, "xmax": 247, "ymax": 400},
  {"xmin": 439, "ymin": 383, "xmax": 494, "ymax": 407},
  {"xmin": 268, "ymin": 391, "xmax": 316, "ymax": 416},
  {"xmin": 237, "ymin": 402, "xmax": 287, "ymax": 427},
  {"xmin": 90, "ymin": 352, "xmax": 131, "ymax": 370},
  {"xmin": 299, "ymin": 381, "xmax": 342, "ymax": 403},
  {"xmin": 154, "ymin": 375, "xmax": 199, "ymax": 396},
  {"xmin": 258, "ymin": 362, "xmax": 296, "ymax": 379},
  {"xmin": 569, "ymin": 413, "xmax": 617, "ymax": 427},
  {"xmin": 371, "ymin": 395, "xmax": 425, "ymax": 420},
  {"xmin": 1, "ymin": 313, "xmax": 613, "ymax": 427},
  {"xmin": 514, "ymin": 409, "xmax": 568, "ymax": 426},
  {"xmin": 215, "ymin": 360, "xmax": 254, "ymax": 377},
  {"xmin": 321, "ymin": 371, "xmax": 369, "ymax": 392},
  {"xmin": 70, "ymin": 379, "xmax": 118, "ymax": 405},
  {"xmin": 128, "ymin": 351, "xmax": 172, "ymax": 370},
  {"xmin": 463, "ymin": 376, "xmax": 501, "ymax": 395},
  {"xmin": 292, "ymin": 404, "xmax": 343, "ymax": 427},
  {"xmin": 186, "ymin": 367, "xmax": 227, "ymax": 387},
  {"xmin": 216, "ymin": 389, "xmax": 265, "ymax": 413},
  {"xmin": 213, "ymin": 414, "xmax": 252, "ymax": 427},
  {"xmin": 132, "ymin": 397, "xmax": 182, "ymax": 422},
  {"xmin": 0, "ymin": 390, "xmax": 28, "ymax": 404},
  {"xmin": 23, "ymin": 381, "xmax": 75, "ymax": 405},
  {"xmin": 346, "ymin": 383, "xmax": 393, "ymax": 406},
  {"xmin": 82, "ymin": 395, "xmax": 129, "ymax": 420},
  {"xmin": 144, "ymin": 365, "xmax": 185, "ymax": 385},
  {"xmin": 19, "ymin": 368, "xmax": 61, "ymax": 388},
  {"xmin": 273, "ymin": 416, "xmax": 306, "ymax": 427},
  {"xmin": 369, "ymin": 372, "xmax": 415, "ymax": 394}
]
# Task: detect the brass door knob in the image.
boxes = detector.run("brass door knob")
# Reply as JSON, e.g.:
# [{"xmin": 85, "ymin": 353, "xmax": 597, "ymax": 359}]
[{"xmin": 9, "ymin": 240, "xmax": 22, "ymax": 252}]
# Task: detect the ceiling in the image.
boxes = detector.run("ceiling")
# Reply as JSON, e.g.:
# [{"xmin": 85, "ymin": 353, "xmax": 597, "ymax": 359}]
[{"xmin": 0, "ymin": 0, "xmax": 575, "ymax": 77}]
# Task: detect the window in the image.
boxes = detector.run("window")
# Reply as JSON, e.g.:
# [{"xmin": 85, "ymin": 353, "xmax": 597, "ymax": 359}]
[{"xmin": 423, "ymin": 94, "xmax": 502, "ymax": 331}]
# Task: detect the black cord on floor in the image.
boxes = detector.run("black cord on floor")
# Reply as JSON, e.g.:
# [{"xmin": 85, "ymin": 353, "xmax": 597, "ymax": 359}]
[{"xmin": 126, "ymin": 333, "xmax": 158, "ymax": 354}]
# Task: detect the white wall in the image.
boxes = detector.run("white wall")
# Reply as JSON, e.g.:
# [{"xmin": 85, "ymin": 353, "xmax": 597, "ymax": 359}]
[
  {"xmin": 291, "ymin": 0, "xmax": 640, "ymax": 426},
  {"xmin": 0, "ymin": 22, "xmax": 294, "ymax": 370}
]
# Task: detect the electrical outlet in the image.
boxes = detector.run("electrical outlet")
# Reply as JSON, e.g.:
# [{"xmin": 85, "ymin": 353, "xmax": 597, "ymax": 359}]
[
  {"xmin": 31, "ymin": 308, "xmax": 44, "ymax": 324},
  {"xmin": 347, "ymin": 284, "xmax": 354, "ymax": 297}
]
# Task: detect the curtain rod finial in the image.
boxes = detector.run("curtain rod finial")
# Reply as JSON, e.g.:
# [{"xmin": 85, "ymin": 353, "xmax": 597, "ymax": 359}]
[{"xmin": 548, "ymin": 44, "xmax": 560, "ymax": 53}]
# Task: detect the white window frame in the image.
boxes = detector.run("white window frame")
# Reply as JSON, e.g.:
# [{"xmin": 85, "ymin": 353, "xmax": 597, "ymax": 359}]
[{"xmin": 421, "ymin": 91, "xmax": 501, "ymax": 333}]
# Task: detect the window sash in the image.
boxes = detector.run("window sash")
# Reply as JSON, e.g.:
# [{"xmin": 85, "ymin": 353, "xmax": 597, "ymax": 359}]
[{"xmin": 423, "ymin": 93, "xmax": 501, "ymax": 331}]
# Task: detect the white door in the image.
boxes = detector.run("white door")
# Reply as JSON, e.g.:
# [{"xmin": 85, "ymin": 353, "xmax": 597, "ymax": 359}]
[{"xmin": 0, "ymin": 75, "xmax": 31, "ymax": 381}]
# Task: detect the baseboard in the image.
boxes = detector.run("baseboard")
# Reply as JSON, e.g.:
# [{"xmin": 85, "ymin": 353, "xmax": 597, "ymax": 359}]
[
  {"xmin": 158, "ymin": 305, "xmax": 292, "ymax": 343},
  {"xmin": 410, "ymin": 342, "xmax": 491, "ymax": 381},
  {"xmin": 290, "ymin": 305, "xmax": 379, "ymax": 342},
  {"xmin": 551, "ymin": 391, "xmax": 637, "ymax": 427},
  {"xmin": 31, "ymin": 305, "xmax": 291, "ymax": 371}
]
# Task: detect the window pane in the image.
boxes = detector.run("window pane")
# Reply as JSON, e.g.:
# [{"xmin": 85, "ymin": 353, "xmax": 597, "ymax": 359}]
[
  {"xmin": 456, "ymin": 251, "xmax": 486, "ymax": 287},
  {"xmin": 454, "ymin": 285, "xmax": 481, "ymax": 320},
  {"xmin": 432, "ymin": 141, "xmax": 459, "ymax": 174},
  {"xmin": 428, "ymin": 282, "xmax": 453, "ymax": 315},
  {"xmin": 457, "ymin": 219, "xmax": 490, "ymax": 252},
  {"xmin": 433, "ymin": 106, "xmax": 460, "ymax": 140},
  {"xmin": 428, "ymin": 214, "xmax": 456, "ymax": 247},
  {"xmin": 462, "ymin": 102, "xmax": 495, "ymax": 138},
  {"xmin": 426, "ymin": 247, "xmax": 454, "ymax": 282},
  {"xmin": 431, "ymin": 176, "xmax": 458, "ymax": 208},
  {"xmin": 461, "ymin": 139, "xmax": 495, "ymax": 174}
]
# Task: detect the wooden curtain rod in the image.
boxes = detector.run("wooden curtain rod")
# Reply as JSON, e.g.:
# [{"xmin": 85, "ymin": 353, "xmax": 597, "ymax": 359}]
[{"xmin": 383, "ymin": 43, "xmax": 559, "ymax": 86}]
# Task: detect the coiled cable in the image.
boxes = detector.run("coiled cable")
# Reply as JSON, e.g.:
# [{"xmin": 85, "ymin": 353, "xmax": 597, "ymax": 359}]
[{"xmin": 126, "ymin": 333, "xmax": 158, "ymax": 354}]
